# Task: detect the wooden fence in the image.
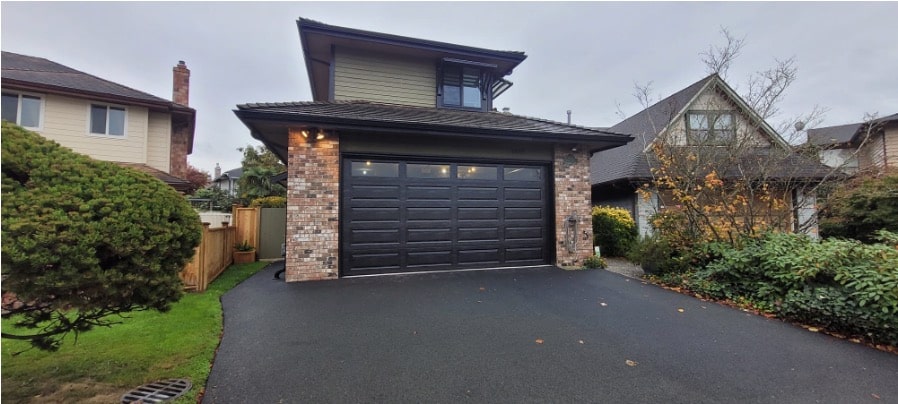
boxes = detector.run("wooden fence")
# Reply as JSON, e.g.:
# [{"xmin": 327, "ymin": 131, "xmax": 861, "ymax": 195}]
[{"xmin": 179, "ymin": 206, "xmax": 262, "ymax": 292}]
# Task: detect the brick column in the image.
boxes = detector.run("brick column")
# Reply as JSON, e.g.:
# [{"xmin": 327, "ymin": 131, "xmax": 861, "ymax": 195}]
[
  {"xmin": 170, "ymin": 123, "xmax": 190, "ymax": 178},
  {"xmin": 553, "ymin": 144, "xmax": 594, "ymax": 267},
  {"xmin": 285, "ymin": 128, "xmax": 340, "ymax": 281}
]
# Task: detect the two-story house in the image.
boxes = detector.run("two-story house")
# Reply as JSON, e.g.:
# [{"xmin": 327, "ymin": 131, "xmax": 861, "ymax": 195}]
[
  {"xmin": 235, "ymin": 19, "xmax": 632, "ymax": 281},
  {"xmin": 1, "ymin": 51, "xmax": 196, "ymax": 192},
  {"xmin": 211, "ymin": 164, "xmax": 242, "ymax": 197},
  {"xmin": 590, "ymin": 74, "xmax": 829, "ymax": 238},
  {"xmin": 806, "ymin": 113, "xmax": 897, "ymax": 175}
]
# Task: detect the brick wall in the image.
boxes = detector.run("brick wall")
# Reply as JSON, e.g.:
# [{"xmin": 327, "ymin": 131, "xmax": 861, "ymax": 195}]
[
  {"xmin": 553, "ymin": 144, "xmax": 594, "ymax": 267},
  {"xmin": 285, "ymin": 128, "xmax": 340, "ymax": 281},
  {"xmin": 170, "ymin": 122, "xmax": 190, "ymax": 178}
]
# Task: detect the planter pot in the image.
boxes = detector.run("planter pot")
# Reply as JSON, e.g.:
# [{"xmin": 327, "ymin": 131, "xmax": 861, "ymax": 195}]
[{"xmin": 233, "ymin": 250, "xmax": 256, "ymax": 264}]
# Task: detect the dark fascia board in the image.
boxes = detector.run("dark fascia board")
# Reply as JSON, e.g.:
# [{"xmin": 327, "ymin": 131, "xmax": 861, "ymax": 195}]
[
  {"xmin": 297, "ymin": 18, "xmax": 527, "ymax": 75},
  {"xmin": 234, "ymin": 109, "xmax": 632, "ymax": 154}
]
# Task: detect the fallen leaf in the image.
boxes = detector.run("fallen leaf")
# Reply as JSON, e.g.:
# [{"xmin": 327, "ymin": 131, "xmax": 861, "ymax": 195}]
[
  {"xmin": 807, "ymin": 327, "xmax": 820, "ymax": 333},
  {"xmin": 600, "ymin": 302, "xmax": 608, "ymax": 307},
  {"xmin": 578, "ymin": 340, "xmax": 585, "ymax": 344},
  {"xmin": 872, "ymin": 393, "xmax": 880, "ymax": 400},
  {"xmin": 677, "ymin": 308, "xmax": 685, "ymax": 313},
  {"xmin": 479, "ymin": 287, "xmax": 486, "ymax": 292},
  {"xmin": 625, "ymin": 359, "xmax": 638, "ymax": 367},
  {"xmin": 412, "ymin": 331, "xmax": 417, "ymax": 335},
  {"xmin": 535, "ymin": 338, "xmax": 544, "ymax": 344}
]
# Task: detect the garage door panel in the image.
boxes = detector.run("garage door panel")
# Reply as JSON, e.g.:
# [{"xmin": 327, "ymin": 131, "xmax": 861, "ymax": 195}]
[{"xmin": 343, "ymin": 158, "xmax": 549, "ymax": 276}]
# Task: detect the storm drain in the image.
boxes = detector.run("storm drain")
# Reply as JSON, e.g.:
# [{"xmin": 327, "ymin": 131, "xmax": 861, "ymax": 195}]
[{"xmin": 121, "ymin": 379, "xmax": 191, "ymax": 403}]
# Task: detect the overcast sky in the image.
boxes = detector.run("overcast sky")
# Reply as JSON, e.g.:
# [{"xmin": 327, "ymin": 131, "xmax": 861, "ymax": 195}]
[{"xmin": 3, "ymin": 2, "xmax": 896, "ymax": 176}]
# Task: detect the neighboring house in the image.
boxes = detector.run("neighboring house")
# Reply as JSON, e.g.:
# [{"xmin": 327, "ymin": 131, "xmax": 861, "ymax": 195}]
[
  {"xmin": 590, "ymin": 74, "xmax": 828, "ymax": 238},
  {"xmin": 806, "ymin": 113, "xmax": 898, "ymax": 175},
  {"xmin": 211, "ymin": 164, "xmax": 242, "ymax": 197},
  {"xmin": 1, "ymin": 51, "xmax": 195, "ymax": 192},
  {"xmin": 234, "ymin": 18, "xmax": 632, "ymax": 281}
]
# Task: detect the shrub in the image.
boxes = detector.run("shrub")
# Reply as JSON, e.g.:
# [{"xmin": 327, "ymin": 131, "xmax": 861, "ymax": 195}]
[
  {"xmin": 626, "ymin": 235, "xmax": 690, "ymax": 275},
  {"xmin": 591, "ymin": 206, "xmax": 637, "ymax": 257},
  {"xmin": 249, "ymin": 195, "xmax": 287, "ymax": 208},
  {"xmin": 686, "ymin": 231, "xmax": 898, "ymax": 345},
  {"xmin": 819, "ymin": 173, "xmax": 898, "ymax": 242},
  {"xmin": 1, "ymin": 123, "xmax": 203, "ymax": 350},
  {"xmin": 583, "ymin": 255, "xmax": 607, "ymax": 269}
]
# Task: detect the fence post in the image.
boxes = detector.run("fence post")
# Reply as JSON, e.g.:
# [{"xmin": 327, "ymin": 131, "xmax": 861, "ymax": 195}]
[{"xmin": 198, "ymin": 223, "xmax": 210, "ymax": 292}]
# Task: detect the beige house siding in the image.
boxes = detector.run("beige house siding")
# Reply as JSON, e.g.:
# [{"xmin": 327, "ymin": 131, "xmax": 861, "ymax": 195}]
[
  {"xmin": 858, "ymin": 131, "xmax": 885, "ymax": 172},
  {"xmin": 665, "ymin": 90, "xmax": 771, "ymax": 147},
  {"xmin": 885, "ymin": 126, "xmax": 898, "ymax": 169},
  {"xmin": 37, "ymin": 93, "xmax": 148, "ymax": 165},
  {"xmin": 146, "ymin": 111, "xmax": 172, "ymax": 172},
  {"xmin": 333, "ymin": 47, "xmax": 436, "ymax": 107}
]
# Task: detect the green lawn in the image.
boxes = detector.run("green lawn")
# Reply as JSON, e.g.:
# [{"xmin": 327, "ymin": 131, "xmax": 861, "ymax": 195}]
[{"xmin": 1, "ymin": 261, "xmax": 267, "ymax": 403}]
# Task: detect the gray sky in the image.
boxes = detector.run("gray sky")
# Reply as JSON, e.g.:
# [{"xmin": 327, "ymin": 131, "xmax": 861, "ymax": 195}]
[{"xmin": 3, "ymin": 2, "xmax": 896, "ymax": 176}]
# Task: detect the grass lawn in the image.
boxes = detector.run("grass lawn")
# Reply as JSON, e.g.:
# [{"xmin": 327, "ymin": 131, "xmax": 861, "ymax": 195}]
[{"xmin": 1, "ymin": 261, "xmax": 268, "ymax": 403}]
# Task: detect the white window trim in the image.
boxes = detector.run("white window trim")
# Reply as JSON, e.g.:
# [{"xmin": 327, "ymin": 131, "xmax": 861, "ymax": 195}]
[
  {"xmin": 87, "ymin": 102, "xmax": 128, "ymax": 138},
  {"xmin": 2, "ymin": 90, "xmax": 45, "ymax": 131}
]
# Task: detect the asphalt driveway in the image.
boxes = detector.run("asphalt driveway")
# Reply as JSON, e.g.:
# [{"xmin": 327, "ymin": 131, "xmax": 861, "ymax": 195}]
[{"xmin": 203, "ymin": 264, "xmax": 898, "ymax": 403}]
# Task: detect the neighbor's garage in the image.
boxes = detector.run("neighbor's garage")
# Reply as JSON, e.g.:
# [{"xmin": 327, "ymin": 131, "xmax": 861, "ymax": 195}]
[{"xmin": 342, "ymin": 157, "xmax": 550, "ymax": 275}]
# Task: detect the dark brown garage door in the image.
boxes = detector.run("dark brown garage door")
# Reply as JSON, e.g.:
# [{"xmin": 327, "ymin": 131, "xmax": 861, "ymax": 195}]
[{"xmin": 341, "ymin": 157, "xmax": 550, "ymax": 276}]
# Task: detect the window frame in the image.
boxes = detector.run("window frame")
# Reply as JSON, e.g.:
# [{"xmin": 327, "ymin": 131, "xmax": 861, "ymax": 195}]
[
  {"xmin": 437, "ymin": 60, "xmax": 493, "ymax": 112},
  {"xmin": 685, "ymin": 110, "xmax": 736, "ymax": 145},
  {"xmin": 1, "ymin": 91, "xmax": 44, "ymax": 130},
  {"xmin": 88, "ymin": 103, "xmax": 128, "ymax": 138}
]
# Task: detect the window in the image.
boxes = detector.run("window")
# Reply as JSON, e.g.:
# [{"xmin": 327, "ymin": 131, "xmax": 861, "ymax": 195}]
[
  {"xmin": 351, "ymin": 161, "xmax": 399, "ymax": 177},
  {"xmin": 2, "ymin": 92, "xmax": 42, "ymax": 128},
  {"xmin": 504, "ymin": 167, "xmax": 542, "ymax": 181},
  {"xmin": 407, "ymin": 163, "xmax": 450, "ymax": 179},
  {"xmin": 440, "ymin": 64, "xmax": 484, "ymax": 110},
  {"xmin": 458, "ymin": 165, "xmax": 497, "ymax": 180},
  {"xmin": 686, "ymin": 111, "xmax": 735, "ymax": 145},
  {"xmin": 90, "ymin": 104, "xmax": 126, "ymax": 136}
]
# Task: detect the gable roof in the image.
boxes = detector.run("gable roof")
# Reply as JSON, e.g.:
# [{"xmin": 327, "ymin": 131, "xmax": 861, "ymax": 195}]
[
  {"xmin": 115, "ymin": 162, "xmax": 192, "ymax": 193},
  {"xmin": 234, "ymin": 100, "xmax": 632, "ymax": 164},
  {"xmin": 807, "ymin": 113, "xmax": 898, "ymax": 147},
  {"xmin": 214, "ymin": 167, "xmax": 243, "ymax": 182},
  {"xmin": 590, "ymin": 74, "xmax": 790, "ymax": 185}
]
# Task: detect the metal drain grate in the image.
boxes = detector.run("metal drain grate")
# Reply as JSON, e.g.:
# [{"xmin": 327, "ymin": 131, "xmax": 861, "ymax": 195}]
[{"xmin": 121, "ymin": 378, "xmax": 191, "ymax": 403}]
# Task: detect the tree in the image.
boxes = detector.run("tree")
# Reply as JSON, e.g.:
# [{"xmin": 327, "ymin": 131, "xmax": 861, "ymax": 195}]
[
  {"xmin": 237, "ymin": 145, "xmax": 286, "ymax": 201},
  {"xmin": 184, "ymin": 164, "xmax": 211, "ymax": 194},
  {"xmin": 819, "ymin": 172, "xmax": 898, "ymax": 242},
  {"xmin": 1, "ymin": 122, "xmax": 202, "ymax": 351}
]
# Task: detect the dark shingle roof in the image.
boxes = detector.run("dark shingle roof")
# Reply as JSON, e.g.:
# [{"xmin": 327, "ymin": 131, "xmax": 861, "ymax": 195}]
[
  {"xmin": 215, "ymin": 167, "xmax": 243, "ymax": 181},
  {"xmin": 115, "ymin": 162, "xmax": 192, "ymax": 193},
  {"xmin": 806, "ymin": 123, "xmax": 863, "ymax": 146},
  {"xmin": 590, "ymin": 74, "xmax": 715, "ymax": 185},
  {"xmin": 236, "ymin": 100, "xmax": 629, "ymax": 140},
  {"xmin": 1, "ymin": 51, "xmax": 173, "ymax": 106}
]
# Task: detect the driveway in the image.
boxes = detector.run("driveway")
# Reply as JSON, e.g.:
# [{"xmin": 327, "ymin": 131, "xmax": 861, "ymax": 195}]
[{"xmin": 203, "ymin": 265, "xmax": 898, "ymax": 403}]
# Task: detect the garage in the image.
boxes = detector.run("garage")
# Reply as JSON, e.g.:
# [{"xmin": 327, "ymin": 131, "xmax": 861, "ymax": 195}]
[{"xmin": 342, "ymin": 157, "xmax": 550, "ymax": 275}]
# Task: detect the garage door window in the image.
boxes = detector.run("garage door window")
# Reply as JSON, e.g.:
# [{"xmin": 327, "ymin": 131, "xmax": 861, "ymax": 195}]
[
  {"xmin": 458, "ymin": 165, "xmax": 497, "ymax": 180},
  {"xmin": 504, "ymin": 167, "xmax": 541, "ymax": 181},
  {"xmin": 408, "ymin": 163, "xmax": 450, "ymax": 178},
  {"xmin": 351, "ymin": 161, "xmax": 398, "ymax": 177}
]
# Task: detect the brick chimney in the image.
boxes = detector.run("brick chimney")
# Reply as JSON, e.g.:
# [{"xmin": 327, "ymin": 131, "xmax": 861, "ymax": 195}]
[
  {"xmin": 173, "ymin": 60, "xmax": 190, "ymax": 106},
  {"xmin": 214, "ymin": 163, "xmax": 221, "ymax": 179}
]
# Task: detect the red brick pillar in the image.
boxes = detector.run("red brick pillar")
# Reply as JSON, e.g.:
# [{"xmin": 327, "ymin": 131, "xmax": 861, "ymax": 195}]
[
  {"xmin": 285, "ymin": 128, "xmax": 340, "ymax": 281},
  {"xmin": 553, "ymin": 144, "xmax": 594, "ymax": 267}
]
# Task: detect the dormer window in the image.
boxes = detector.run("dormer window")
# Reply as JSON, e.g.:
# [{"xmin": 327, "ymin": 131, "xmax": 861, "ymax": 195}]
[
  {"xmin": 438, "ymin": 59, "xmax": 496, "ymax": 111},
  {"xmin": 687, "ymin": 111, "xmax": 735, "ymax": 145}
]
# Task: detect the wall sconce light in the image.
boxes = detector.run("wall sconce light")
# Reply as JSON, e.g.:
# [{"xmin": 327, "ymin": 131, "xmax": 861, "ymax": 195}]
[{"xmin": 301, "ymin": 129, "xmax": 326, "ymax": 142}]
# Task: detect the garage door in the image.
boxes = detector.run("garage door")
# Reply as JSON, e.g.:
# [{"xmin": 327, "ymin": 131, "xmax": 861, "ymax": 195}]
[{"xmin": 341, "ymin": 157, "xmax": 550, "ymax": 276}]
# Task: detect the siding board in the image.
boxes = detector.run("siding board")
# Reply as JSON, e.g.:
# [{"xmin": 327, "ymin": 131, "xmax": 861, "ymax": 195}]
[{"xmin": 333, "ymin": 47, "xmax": 436, "ymax": 107}]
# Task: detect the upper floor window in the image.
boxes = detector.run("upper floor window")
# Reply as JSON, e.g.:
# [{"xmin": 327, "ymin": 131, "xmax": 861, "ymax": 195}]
[
  {"xmin": 687, "ymin": 111, "xmax": 735, "ymax": 145},
  {"xmin": 2, "ymin": 92, "xmax": 42, "ymax": 129},
  {"xmin": 439, "ymin": 63, "xmax": 485, "ymax": 110},
  {"xmin": 90, "ymin": 104, "xmax": 126, "ymax": 136}
]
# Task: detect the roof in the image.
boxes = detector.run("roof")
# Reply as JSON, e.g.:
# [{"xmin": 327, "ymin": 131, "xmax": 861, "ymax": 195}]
[
  {"xmin": 115, "ymin": 162, "xmax": 192, "ymax": 193},
  {"xmin": 2, "ymin": 51, "xmax": 174, "ymax": 106},
  {"xmin": 807, "ymin": 113, "xmax": 898, "ymax": 147},
  {"xmin": 214, "ymin": 167, "xmax": 243, "ymax": 181},
  {"xmin": 590, "ymin": 74, "xmax": 795, "ymax": 185},
  {"xmin": 235, "ymin": 100, "xmax": 632, "ymax": 163}
]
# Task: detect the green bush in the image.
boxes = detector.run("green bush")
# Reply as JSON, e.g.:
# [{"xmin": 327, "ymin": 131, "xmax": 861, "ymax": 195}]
[
  {"xmin": 592, "ymin": 206, "xmax": 637, "ymax": 257},
  {"xmin": 626, "ymin": 235, "xmax": 690, "ymax": 274},
  {"xmin": 686, "ymin": 231, "xmax": 898, "ymax": 345},
  {"xmin": 1, "ymin": 123, "xmax": 203, "ymax": 350},
  {"xmin": 819, "ymin": 173, "xmax": 898, "ymax": 242},
  {"xmin": 583, "ymin": 255, "xmax": 607, "ymax": 269},
  {"xmin": 249, "ymin": 195, "xmax": 287, "ymax": 208}
]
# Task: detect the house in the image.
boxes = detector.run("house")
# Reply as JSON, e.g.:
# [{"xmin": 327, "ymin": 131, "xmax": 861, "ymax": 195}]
[
  {"xmin": 1, "ymin": 51, "xmax": 195, "ymax": 192},
  {"xmin": 211, "ymin": 164, "xmax": 242, "ymax": 196},
  {"xmin": 234, "ymin": 18, "xmax": 632, "ymax": 281},
  {"xmin": 806, "ymin": 113, "xmax": 898, "ymax": 175},
  {"xmin": 590, "ymin": 74, "xmax": 828, "ymax": 238}
]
